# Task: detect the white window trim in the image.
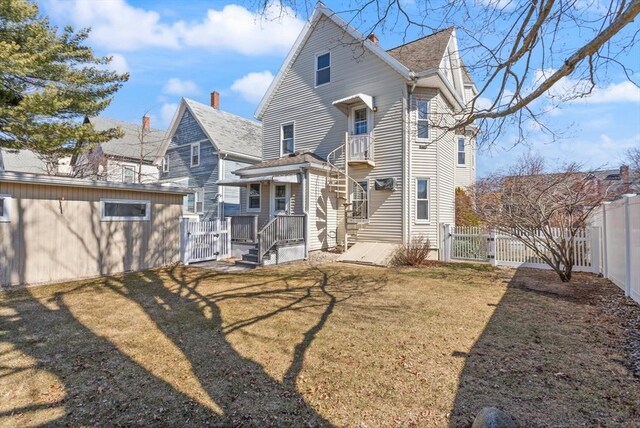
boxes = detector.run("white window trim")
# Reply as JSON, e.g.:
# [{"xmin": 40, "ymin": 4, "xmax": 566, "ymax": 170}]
[
  {"xmin": 416, "ymin": 99, "xmax": 430, "ymax": 142},
  {"xmin": 191, "ymin": 142, "xmax": 201, "ymax": 168},
  {"xmin": 0, "ymin": 194, "xmax": 11, "ymax": 223},
  {"xmin": 414, "ymin": 178, "xmax": 430, "ymax": 224},
  {"xmin": 315, "ymin": 51, "xmax": 331, "ymax": 87},
  {"xmin": 162, "ymin": 156, "xmax": 169, "ymax": 173},
  {"xmin": 122, "ymin": 165, "xmax": 136, "ymax": 183},
  {"xmin": 270, "ymin": 182, "xmax": 291, "ymax": 217},
  {"xmin": 457, "ymin": 137, "xmax": 466, "ymax": 166},
  {"xmin": 280, "ymin": 122, "xmax": 295, "ymax": 157},
  {"xmin": 246, "ymin": 183, "xmax": 261, "ymax": 213},
  {"xmin": 100, "ymin": 198, "xmax": 151, "ymax": 222}
]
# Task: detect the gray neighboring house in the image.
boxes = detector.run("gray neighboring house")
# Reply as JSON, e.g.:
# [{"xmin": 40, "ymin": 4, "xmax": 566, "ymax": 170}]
[
  {"xmin": 0, "ymin": 148, "xmax": 72, "ymax": 175},
  {"xmin": 158, "ymin": 93, "xmax": 262, "ymax": 219},
  {"xmin": 72, "ymin": 116, "xmax": 165, "ymax": 183}
]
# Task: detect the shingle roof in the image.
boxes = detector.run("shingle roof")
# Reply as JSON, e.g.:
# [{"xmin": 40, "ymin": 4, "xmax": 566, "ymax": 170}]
[
  {"xmin": 387, "ymin": 27, "xmax": 473, "ymax": 84},
  {"xmin": 235, "ymin": 152, "xmax": 327, "ymax": 173},
  {"xmin": 183, "ymin": 98, "xmax": 262, "ymax": 159},
  {"xmin": 86, "ymin": 116, "xmax": 166, "ymax": 162},
  {"xmin": 0, "ymin": 148, "xmax": 50, "ymax": 174}
]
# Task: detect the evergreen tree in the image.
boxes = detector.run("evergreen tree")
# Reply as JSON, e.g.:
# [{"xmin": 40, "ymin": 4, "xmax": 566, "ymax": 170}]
[{"xmin": 0, "ymin": 0, "xmax": 128, "ymax": 156}]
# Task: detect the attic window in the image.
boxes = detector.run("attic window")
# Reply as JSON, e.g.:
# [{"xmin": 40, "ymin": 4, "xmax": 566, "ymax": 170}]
[
  {"xmin": 191, "ymin": 142, "xmax": 200, "ymax": 167},
  {"xmin": 316, "ymin": 52, "xmax": 331, "ymax": 86}
]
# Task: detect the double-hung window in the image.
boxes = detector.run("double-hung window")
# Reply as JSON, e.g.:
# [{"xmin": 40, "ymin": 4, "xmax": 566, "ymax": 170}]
[
  {"xmin": 101, "ymin": 199, "xmax": 151, "ymax": 221},
  {"xmin": 354, "ymin": 108, "xmax": 368, "ymax": 135},
  {"xmin": 122, "ymin": 165, "xmax": 135, "ymax": 183},
  {"xmin": 0, "ymin": 194, "xmax": 10, "ymax": 223},
  {"xmin": 281, "ymin": 123, "xmax": 294, "ymax": 155},
  {"xmin": 274, "ymin": 184, "xmax": 287, "ymax": 212},
  {"xmin": 416, "ymin": 100, "xmax": 429, "ymax": 140},
  {"xmin": 457, "ymin": 138, "xmax": 466, "ymax": 165},
  {"xmin": 416, "ymin": 179, "xmax": 429, "ymax": 222},
  {"xmin": 191, "ymin": 142, "xmax": 200, "ymax": 167},
  {"xmin": 316, "ymin": 52, "xmax": 331, "ymax": 86},
  {"xmin": 248, "ymin": 183, "xmax": 261, "ymax": 211}
]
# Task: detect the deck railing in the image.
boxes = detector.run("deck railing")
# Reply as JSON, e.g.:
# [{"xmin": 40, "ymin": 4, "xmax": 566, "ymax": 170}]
[
  {"xmin": 348, "ymin": 133, "xmax": 374, "ymax": 161},
  {"xmin": 230, "ymin": 215, "xmax": 258, "ymax": 243},
  {"xmin": 258, "ymin": 215, "xmax": 305, "ymax": 263}
]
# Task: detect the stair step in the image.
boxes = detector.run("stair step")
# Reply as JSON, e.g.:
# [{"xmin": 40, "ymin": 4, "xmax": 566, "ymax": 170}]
[
  {"xmin": 242, "ymin": 254, "xmax": 259, "ymax": 263},
  {"xmin": 235, "ymin": 260, "xmax": 259, "ymax": 268}
]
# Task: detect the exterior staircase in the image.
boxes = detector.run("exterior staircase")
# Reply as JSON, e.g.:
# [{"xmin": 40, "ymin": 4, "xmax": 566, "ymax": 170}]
[
  {"xmin": 327, "ymin": 136, "xmax": 369, "ymax": 250},
  {"xmin": 235, "ymin": 243, "xmax": 275, "ymax": 268}
]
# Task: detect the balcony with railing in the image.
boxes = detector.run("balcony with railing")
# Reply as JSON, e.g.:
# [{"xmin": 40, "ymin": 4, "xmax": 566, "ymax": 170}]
[{"xmin": 347, "ymin": 133, "xmax": 375, "ymax": 167}]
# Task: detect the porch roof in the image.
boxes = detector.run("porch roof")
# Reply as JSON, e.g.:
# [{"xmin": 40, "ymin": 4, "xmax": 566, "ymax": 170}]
[
  {"xmin": 332, "ymin": 93, "xmax": 374, "ymax": 114},
  {"xmin": 217, "ymin": 173, "xmax": 301, "ymax": 187},
  {"xmin": 233, "ymin": 152, "xmax": 330, "ymax": 176}
]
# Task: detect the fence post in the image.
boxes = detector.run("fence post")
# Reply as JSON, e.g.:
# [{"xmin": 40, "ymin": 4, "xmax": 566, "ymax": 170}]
[
  {"xmin": 589, "ymin": 226, "xmax": 601, "ymax": 275},
  {"xmin": 253, "ymin": 215, "xmax": 258, "ymax": 243},
  {"xmin": 180, "ymin": 217, "xmax": 190, "ymax": 265},
  {"xmin": 601, "ymin": 203, "xmax": 609, "ymax": 279},
  {"xmin": 214, "ymin": 218, "xmax": 221, "ymax": 258},
  {"xmin": 624, "ymin": 195, "xmax": 633, "ymax": 297},
  {"xmin": 489, "ymin": 228, "xmax": 498, "ymax": 266},
  {"xmin": 441, "ymin": 223, "xmax": 452, "ymax": 262},
  {"xmin": 225, "ymin": 217, "xmax": 232, "ymax": 259}
]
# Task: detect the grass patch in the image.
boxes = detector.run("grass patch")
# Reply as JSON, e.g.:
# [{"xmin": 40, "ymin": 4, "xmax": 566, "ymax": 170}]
[{"xmin": 0, "ymin": 263, "xmax": 637, "ymax": 427}]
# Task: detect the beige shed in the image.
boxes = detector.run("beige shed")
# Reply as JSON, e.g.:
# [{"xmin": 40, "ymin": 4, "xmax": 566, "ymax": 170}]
[{"xmin": 0, "ymin": 172, "xmax": 187, "ymax": 287}]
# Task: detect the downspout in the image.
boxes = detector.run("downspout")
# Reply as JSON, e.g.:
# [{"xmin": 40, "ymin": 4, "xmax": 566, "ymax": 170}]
[{"xmin": 407, "ymin": 77, "xmax": 418, "ymax": 245}]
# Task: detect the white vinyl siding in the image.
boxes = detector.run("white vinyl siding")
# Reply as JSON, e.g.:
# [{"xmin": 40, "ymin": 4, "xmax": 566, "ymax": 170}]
[
  {"xmin": 315, "ymin": 52, "xmax": 331, "ymax": 86},
  {"xmin": 190, "ymin": 142, "xmax": 200, "ymax": 167},
  {"xmin": 262, "ymin": 15, "xmax": 406, "ymax": 243},
  {"xmin": 100, "ymin": 199, "xmax": 151, "ymax": 221}
]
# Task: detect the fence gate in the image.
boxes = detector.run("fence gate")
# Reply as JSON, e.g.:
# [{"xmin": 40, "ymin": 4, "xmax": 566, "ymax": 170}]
[
  {"xmin": 180, "ymin": 218, "xmax": 231, "ymax": 264},
  {"xmin": 447, "ymin": 226, "xmax": 491, "ymax": 262}
]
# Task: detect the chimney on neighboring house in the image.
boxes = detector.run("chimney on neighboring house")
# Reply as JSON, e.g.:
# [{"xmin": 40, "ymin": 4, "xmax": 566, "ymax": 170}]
[
  {"xmin": 367, "ymin": 33, "xmax": 379, "ymax": 45},
  {"xmin": 211, "ymin": 91, "xmax": 220, "ymax": 110},
  {"xmin": 142, "ymin": 115, "xmax": 150, "ymax": 130},
  {"xmin": 620, "ymin": 164, "xmax": 630, "ymax": 193}
]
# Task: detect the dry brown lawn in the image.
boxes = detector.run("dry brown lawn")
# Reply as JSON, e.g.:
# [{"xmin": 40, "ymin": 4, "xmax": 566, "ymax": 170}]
[{"xmin": 0, "ymin": 262, "xmax": 638, "ymax": 427}]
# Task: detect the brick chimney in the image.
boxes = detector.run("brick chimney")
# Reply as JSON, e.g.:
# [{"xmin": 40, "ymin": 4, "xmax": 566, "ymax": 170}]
[
  {"xmin": 142, "ymin": 115, "xmax": 150, "ymax": 130},
  {"xmin": 620, "ymin": 165, "xmax": 630, "ymax": 183},
  {"xmin": 367, "ymin": 33, "xmax": 379, "ymax": 45},
  {"xmin": 210, "ymin": 91, "xmax": 220, "ymax": 110}
]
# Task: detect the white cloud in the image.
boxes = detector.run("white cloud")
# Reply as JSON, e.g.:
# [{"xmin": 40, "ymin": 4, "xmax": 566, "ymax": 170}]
[
  {"xmin": 577, "ymin": 81, "xmax": 640, "ymax": 104},
  {"xmin": 231, "ymin": 71, "xmax": 275, "ymax": 104},
  {"xmin": 160, "ymin": 103, "xmax": 178, "ymax": 128},
  {"xmin": 45, "ymin": 0, "xmax": 304, "ymax": 56},
  {"xmin": 163, "ymin": 78, "xmax": 200, "ymax": 96},
  {"xmin": 106, "ymin": 53, "xmax": 129, "ymax": 74},
  {"xmin": 46, "ymin": 0, "xmax": 180, "ymax": 51}
]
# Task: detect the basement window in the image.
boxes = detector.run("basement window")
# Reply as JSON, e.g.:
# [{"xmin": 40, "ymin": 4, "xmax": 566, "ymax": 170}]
[{"xmin": 101, "ymin": 199, "xmax": 151, "ymax": 221}]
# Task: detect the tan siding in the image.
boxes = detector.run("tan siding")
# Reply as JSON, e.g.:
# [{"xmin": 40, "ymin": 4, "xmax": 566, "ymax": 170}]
[
  {"xmin": 0, "ymin": 182, "xmax": 183, "ymax": 287},
  {"xmin": 262, "ymin": 16, "xmax": 407, "ymax": 243}
]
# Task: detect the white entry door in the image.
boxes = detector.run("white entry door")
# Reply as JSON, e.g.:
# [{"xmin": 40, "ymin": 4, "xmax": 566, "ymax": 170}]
[{"xmin": 270, "ymin": 183, "xmax": 291, "ymax": 217}]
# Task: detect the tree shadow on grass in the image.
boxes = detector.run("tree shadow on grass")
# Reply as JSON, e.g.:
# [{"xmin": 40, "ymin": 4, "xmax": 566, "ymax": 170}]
[
  {"xmin": 449, "ymin": 268, "xmax": 640, "ymax": 427},
  {"xmin": 0, "ymin": 264, "xmax": 386, "ymax": 426}
]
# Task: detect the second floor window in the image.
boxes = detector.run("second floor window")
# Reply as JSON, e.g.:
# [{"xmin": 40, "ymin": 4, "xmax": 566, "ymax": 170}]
[
  {"xmin": 316, "ymin": 52, "xmax": 331, "ymax": 86},
  {"xmin": 417, "ymin": 100, "xmax": 429, "ymax": 140},
  {"xmin": 123, "ymin": 165, "xmax": 135, "ymax": 183},
  {"xmin": 191, "ymin": 142, "xmax": 200, "ymax": 167},
  {"xmin": 281, "ymin": 123, "xmax": 294, "ymax": 155},
  {"xmin": 457, "ymin": 138, "xmax": 466, "ymax": 165}
]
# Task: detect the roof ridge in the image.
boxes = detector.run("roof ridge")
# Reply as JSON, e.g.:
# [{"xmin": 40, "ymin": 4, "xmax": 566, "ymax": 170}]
[
  {"xmin": 184, "ymin": 97, "xmax": 261, "ymax": 127},
  {"xmin": 91, "ymin": 115, "xmax": 165, "ymax": 133},
  {"xmin": 386, "ymin": 26, "xmax": 454, "ymax": 52}
]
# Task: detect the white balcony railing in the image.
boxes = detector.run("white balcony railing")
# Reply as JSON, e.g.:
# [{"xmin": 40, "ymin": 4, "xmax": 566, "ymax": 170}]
[{"xmin": 348, "ymin": 134, "xmax": 374, "ymax": 162}]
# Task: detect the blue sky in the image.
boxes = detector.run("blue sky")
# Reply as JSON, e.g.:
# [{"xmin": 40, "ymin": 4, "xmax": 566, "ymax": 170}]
[{"xmin": 39, "ymin": 0, "xmax": 640, "ymax": 176}]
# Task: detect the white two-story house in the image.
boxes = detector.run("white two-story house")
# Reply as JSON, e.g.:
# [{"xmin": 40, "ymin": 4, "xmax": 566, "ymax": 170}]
[{"xmin": 218, "ymin": 4, "xmax": 477, "ymax": 265}]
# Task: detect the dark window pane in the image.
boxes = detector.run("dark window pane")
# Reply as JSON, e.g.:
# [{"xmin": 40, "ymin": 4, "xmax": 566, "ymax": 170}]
[
  {"xmin": 458, "ymin": 152, "xmax": 466, "ymax": 165},
  {"xmin": 316, "ymin": 68, "xmax": 330, "ymax": 85},
  {"xmin": 275, "ymin": 198, "xmax": 286, "ymax": 211},
  {"xmin": 417, "ymin": 200, "xmax": 429, "ymax": 220},
  {"xmin": 354, "ymin": 108, "xmax": 367, "ymax": 135},
  {"xmin": 458, "ymin": 139, "xmax": 465, "ymax": 152},
  {"xmin": 418, "ymin": 121, "xmax": 429, "ymax": 139},
  {"xmin": 417, "ymin": 101, "xmax": 428, "ymax": 119},
  {"xmin": 249, "ymin": 196, "xmax": 260, "ymax": 209},
  {"xmin": 275, "ymin": 185, "xmax": 286, "ymax": 198},
  {"xmin": 0, "ymin": 198, "xmax": 4, "ymax": 217},
  {"xmin": 417, "ymin": 180, "xmax": 428, "ymax": 200},
  {"xmin": 317, "ymin": 53, "xmax": 330, "ymax": 69},
  {"xmin": 104, "ymin": 202, "xmax": 147, "ymax": 218},
  {"xmin": 249, "ymin": 184, "xmax": 260, "ymax": 197},
  {"xmin": 282, "ymin": 124, "xmax": 293, "ymax": 139}
]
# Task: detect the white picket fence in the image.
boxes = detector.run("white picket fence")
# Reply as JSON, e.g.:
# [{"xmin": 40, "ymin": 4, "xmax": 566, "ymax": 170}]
[
  {"xmin": 590, "ymin": 194, "xmax": 639, "ymax": 303},
  {"xmin": 441, "ymin": 225, "xmax": 600, "ymax": 273},
  {"xmin": 180, "ymin": 217, "xmax": 231, "ymax": 264}
]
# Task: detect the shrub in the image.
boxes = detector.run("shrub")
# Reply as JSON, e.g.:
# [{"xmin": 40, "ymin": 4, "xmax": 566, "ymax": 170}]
[{"xmin": 392, "ymin": 235, "xmax": 432, "ymax": 266}]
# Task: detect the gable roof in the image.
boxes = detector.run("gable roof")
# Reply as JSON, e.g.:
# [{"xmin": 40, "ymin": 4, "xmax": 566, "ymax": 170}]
[
  {"xmin": 0, "ymin": 148, "xmax": 50, "ymax": 174},
  {"xmin": 255, "ymin": 3, "xmax": 412, "ymax": 120},
  {"xmin": 86, "ymin": 116, "xmax": 166, "ymax": 162},
  {"xmin": 162, "ymin": 98, "xmax": 262, "ymax": 161},
  {"xmin": 387, "ymin": 28, "xmax": 453, "ymax": 75}
]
